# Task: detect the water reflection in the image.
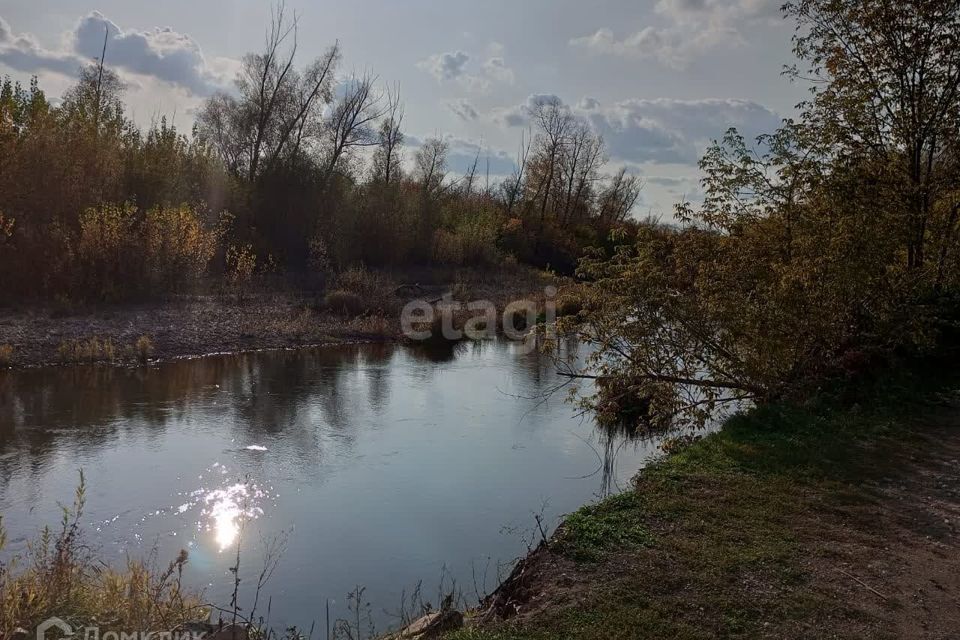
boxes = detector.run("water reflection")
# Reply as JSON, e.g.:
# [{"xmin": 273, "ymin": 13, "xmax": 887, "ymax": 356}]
[
  {"xmin": 0, "ymin": 338, "xmax": 659, "ymax": 630},
  {"xmin": 202, "ymin": 480, "xmax": 266, "ymax": 551}
]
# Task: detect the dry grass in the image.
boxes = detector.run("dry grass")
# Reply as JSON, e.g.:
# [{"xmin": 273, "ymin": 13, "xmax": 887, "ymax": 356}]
[
  {"xmin": 134, "ymin": 335, "xmax": 154, "ymax": 364},
  {"xmin": 57, "ymin": 337, "xmax": 116, "ymax": 363},
  {"xmin": 349, "ymin": 313, "xmax": 397, "ymax": 338},
  {"xmin": 0, "ymin": 472, "xmax": 206, "ymax": 636},
  {"xmin": 324, "ymin": 290, "xmax": 366, "ymax": 316},
  {"xmin": 333, "ymin": 266, "xmax": 397, "ymax": 315}
]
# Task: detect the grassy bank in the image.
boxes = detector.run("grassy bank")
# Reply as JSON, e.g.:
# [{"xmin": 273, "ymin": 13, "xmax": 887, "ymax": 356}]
[{"xmin": 453, "ymin": 368, "xmax": 960, "ymax": 639}]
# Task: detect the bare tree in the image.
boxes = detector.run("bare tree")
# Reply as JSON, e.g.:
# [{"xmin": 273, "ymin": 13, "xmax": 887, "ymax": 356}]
[
  {"xmin": 560, "ymin": 122, "xmax": 605, "ymax": 224},
  {"xmin": 501, "ymin": 127, "xmax": 532, "ymax": 216},
  {"xmin": 196, "ymin": 2, "xmax": 340, "ymax": 181},
  {"xmin": 598, "ymin": 168, "xmax": 642, "ymax": 223},
  {"xmin": 530, "ymin": 98, "xmax": 574, "ymax": 222},
  {"xmin": 239, "ymin": 2, "xmax": 298, "ymax": 181},
  {"xmin": 461, "ymin": 145, "xmax": 482, "ymax": 195},
  {"xmin": 370, "ymin": 84, "xmax": 404, "ymax": 185},
  {"xmin": 322, "ymin": 72, "xmax": 387, "ymax": 183},
  {"xmin": 415, "ymin": 137, "xmax": 449, "ymax": 197}
]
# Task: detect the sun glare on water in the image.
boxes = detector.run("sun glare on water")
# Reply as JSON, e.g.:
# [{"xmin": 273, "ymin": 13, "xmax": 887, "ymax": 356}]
[{"xmin": 201, "ymin": 482, "xmax": 266, "ymax": 551}]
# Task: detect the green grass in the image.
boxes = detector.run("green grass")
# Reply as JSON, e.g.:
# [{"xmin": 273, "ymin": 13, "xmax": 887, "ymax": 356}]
[
  {"xmin": 451, "ymin": 368, "xmax": 954, "ymax": 640},
  {"xmin": 552, "ymin": 491, "xmax": 655, "ymax": 561}
]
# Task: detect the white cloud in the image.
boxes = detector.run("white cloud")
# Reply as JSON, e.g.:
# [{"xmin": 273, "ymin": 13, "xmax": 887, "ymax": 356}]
[
  {"xmin": 75, "ymin": 12, "xmax": 230, "ymax": 95},
  {"xmin": 584, "ymin": 96, "xmax": 781, "ymax": 164},
  {"xmin": 447, "ymin": 98, "xmax": 479, "ymax": 121},
  {"xmin": 417, "ymin": 46, "xmax": 515, "ymax": 93},
  {"xmin": 493, "ymin": 94, "xmax": 781, "ymax": 165},
  {"xmin": 0, "ymin": 12, "xmax": 233, "ymax": 95},
  {"xmin": 0, "ymin": 15, "xmax": 84, "ymax": 76},
  {"xmin": 491, "ymin": 93, "xmax": 565, "ymax": 127},
  {"xmin": 482, "ymin": 57, "xmax": 514, "ymax": 85},
  {"xmin": 570, "ymin": 0, "xmax": 780, "ymax": 69}
]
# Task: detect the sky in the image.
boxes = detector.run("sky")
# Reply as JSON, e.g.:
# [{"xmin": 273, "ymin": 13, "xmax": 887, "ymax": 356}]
[{"xmin": 0, "ymin": 0, "xmax": 805, "ymax": 217}]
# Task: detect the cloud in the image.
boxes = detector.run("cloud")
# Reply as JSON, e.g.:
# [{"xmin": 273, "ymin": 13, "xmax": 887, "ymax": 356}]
[
  {"xmin": 417, "ymin": 46, "xmax": 515, "ymax": 93},
  {"xmin": 0, "ymin": 12, "xmax": 232, "ymax": 95},
  {"xmin": 447, "ymin": 98, "xmax": 479, "ymax": 121},
  {"xmin": 491, "ymin": 93, "xmax": 565, "ymax": 127},
  {"xmin": 444, "ymin": 136, "xmax": 517, "ymax": 176},
  {"xmin": 482, "ymin": 57, "xmax": 514, "ymax": 84},
  {"xmin": 405, "ymin": 134, "xmax": 518, "ymax": 177},
  {"xmin": 493, "ymin": 94, "xmax": 781, "ymax": 165},
  {"xmin": 582, "ymin": 97, "xmax": 782, "ymax": 164},
  {"xmin": 0, "ymin": 15, "xmax": 84, "ymax": 76},
  {"xmin": 416, "ymin": 50, "xmax": 470, "ymax": 82},
  {"xmin": 570, "ymin": 0, "xmax": 780, "ymax": 68},
  {"xmin": 74, "ymin": 12, "xmax": 227, "ymax": 95}
]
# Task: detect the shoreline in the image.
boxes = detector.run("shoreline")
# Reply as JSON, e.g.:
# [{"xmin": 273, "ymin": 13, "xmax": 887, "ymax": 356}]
[
  {"xmin": 0, "ymin": 267, "xmax": 558, "ymax": 371},
  {"xmin": 449, "ymin": 366, "xmax": 960, "ymax": 639}
]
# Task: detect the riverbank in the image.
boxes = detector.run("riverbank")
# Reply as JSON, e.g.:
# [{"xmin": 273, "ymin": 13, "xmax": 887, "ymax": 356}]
[
  {"xmin": 0, "ymin": 266, "xmax": 556, "ymax": 369},
  {"xmin": 452, "ymin": 369, "xmax": 960, "ymax": 639}
]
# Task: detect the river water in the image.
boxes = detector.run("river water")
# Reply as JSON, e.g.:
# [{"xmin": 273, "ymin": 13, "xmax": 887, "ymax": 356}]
[{"xmin": 0, "ymin": 338, "xmax": 660, "ymax": 631}]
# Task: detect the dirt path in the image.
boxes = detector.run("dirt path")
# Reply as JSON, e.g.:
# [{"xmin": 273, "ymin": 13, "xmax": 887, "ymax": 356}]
[{"xmin": 801, "ymin": 403, "xmax": 960, "ymax": 639}]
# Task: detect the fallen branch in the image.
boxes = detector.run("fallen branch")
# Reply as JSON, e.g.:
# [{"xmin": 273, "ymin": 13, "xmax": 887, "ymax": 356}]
[{"xmin": 836, "ymin": 568, "xmax": 889, "ymax": 601}]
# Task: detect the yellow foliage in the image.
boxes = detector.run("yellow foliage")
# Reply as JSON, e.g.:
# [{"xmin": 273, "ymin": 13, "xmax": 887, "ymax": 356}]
[
  {"xmin": 57, "ymin": 337, "xmax": 116, "ymax": 363},
  {"xmin": 133, "ymin": 335, "xmax": 154, "ymax": 364},
  {"xmin": 0, "ymin": 344, "xmax": 13, "ymax": 367}
]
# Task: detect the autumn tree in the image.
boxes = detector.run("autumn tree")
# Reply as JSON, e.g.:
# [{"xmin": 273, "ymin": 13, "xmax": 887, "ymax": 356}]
[{"xmin": 784, "ymin": 0, "xmax": 960, "ymax": 271}]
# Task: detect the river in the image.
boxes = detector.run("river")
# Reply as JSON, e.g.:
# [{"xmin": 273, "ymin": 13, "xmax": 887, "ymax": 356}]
[{"xmin": 0, "ymin": 338, "xmax": 661, "ymax": 632}]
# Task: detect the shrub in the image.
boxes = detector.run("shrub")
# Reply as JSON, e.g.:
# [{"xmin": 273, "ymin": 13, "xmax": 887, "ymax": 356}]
[
  {"xmin": 324, "ymin": 290, "xmax": 366, "ymax": 316},
  {"xmin": 334, "ymin": 266, "xmax": 393, "ymax": 312},
  {"xmin": 72, "ymin": 203, "xmax": 220, "ymax": 301},
  {"xmin": 142, "ymin": 204, "xmax": 220, "ymax": 293},
  {"xmin": 134, "ymin": 335, "xmax": 154, "ymax": 364},
  {"xmin": 75, "ymin": 203, "xmax": 137, "ymax": 301},
  {"xmin": 432, "ymin": 229, "xmax": 464, "ymax": 265},
  {"xmin": 225, "ymin": 243, "xmax": 257, "ymax": 300},
  {"xmin": 0, "ymin": 344, "xmax": 13, "ymax": 367}
]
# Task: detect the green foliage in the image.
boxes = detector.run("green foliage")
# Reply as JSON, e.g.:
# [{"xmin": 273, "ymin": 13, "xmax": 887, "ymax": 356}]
[{"xmin": 553, "ymin": 491, "xmax": 654, "ymax": 561}]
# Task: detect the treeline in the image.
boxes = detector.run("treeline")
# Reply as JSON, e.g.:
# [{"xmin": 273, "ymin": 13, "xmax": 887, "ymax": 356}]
[
  {"xmin": 0, "ymin": 8, "xmax": 639, "ymax": 304},
  {"xmin": 567, "ymin": 0, "xmax": 960, "ymax": 431}
]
